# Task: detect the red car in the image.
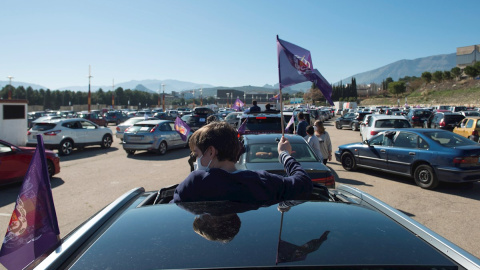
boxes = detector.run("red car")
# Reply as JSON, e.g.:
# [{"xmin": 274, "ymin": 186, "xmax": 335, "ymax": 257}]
[{"xmin": 0, "ymin": 140, "xmax": 60, "ymax": 186}]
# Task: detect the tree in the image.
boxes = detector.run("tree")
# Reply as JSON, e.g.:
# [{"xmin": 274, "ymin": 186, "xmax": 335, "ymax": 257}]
[
  {"xmin": 388, "ymin": 81, "xmax": 406, "ymax": 97},
  {"xmin": 451, "ymin": 67, "xmax": 461, "ymax": 80},
  {"xmin": 421, "ymin": 72, "xmax": 432, "ymax": 83},
  {"xmin": 464, "ymin": 66, "xmax": 479, "ymax": 78},
  {"xmin": 442, "ymin": 71, "xmax": 452, "ymax": 81},
  {"xmin": 474, "ymin": 62, "xmax": 480, "ymax": 74},
  {"xmin": 432, "ymin": 71, "xmax": 443, "ymax": 83}
]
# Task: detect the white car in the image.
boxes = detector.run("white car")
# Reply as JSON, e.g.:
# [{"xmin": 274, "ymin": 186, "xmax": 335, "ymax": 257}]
[
  {"xmin": 27, "ymin": 118, "xmax": 113, "ymax": 156},
  {"xmin": 115, "ymin": 116, "xmax": 158, "ymax": 141},
  {"xmin": 361, "ymin": 115, "xmax": 412, "ymax": 141}
]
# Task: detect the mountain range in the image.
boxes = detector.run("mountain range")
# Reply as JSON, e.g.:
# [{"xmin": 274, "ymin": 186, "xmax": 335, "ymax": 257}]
[{"xmin": 0, "ymin": 52, "xmax": 457, "ymax": 95}]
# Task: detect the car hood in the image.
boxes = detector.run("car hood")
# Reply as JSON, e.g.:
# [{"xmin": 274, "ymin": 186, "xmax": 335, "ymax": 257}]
[
  {"xmin": 18, "ymin": 146, "xmax": 56, "ymax": 156},
  {"xmin": 69, "ymin": 201, "xmax": 456, "ymax": 270}
]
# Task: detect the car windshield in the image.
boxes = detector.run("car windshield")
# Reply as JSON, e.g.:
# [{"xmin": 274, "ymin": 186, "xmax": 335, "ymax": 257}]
[
  {"xmin": 374, "ymin": 119, "xmax": 410, "ymax": 128},
  {"xmin": 424, "ymin": 131, "xmax": 477, "ymax": 147},
  {"xmin": 247, "ymin": 143, "xmax": 318, "ymax": 163},
  {"xmin": 444, "ymin": 115, "xmax": 465, "ymax": 123},
  {"xmin": 32, "ymin": 123, "xmax": 56, "ymax": 131}
]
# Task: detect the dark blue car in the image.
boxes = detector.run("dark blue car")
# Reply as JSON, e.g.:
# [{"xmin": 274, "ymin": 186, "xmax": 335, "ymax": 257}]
[{"xmin": 335, "ymin": 128, "xmax": 480, "ymax": 189}]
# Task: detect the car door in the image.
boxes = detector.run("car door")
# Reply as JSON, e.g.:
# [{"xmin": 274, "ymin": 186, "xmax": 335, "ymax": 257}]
[
  {"xmin": 159, "ymin": 122, "xmax": 178, "ymax": 147},
  {"xmin": 454, "ymin": 118, "xmax": 468, "ymax": 137},
  {"xmin": 357, "ymin": 134, "xmax": 389, "ymax": 169},
  {"xmin": 168, "ymin": 122, "xmax": 184, "ymax": 147},
  {"xmin": 81, "ymin": 120, "xmax": 101, "ymax": 143},
  {"xmin": 0, "ymin": 142, "xmax": 29, "ymax": 182},
  {"xmin": 387, "ymin": 131, "xmax": 419, "ymax": 175}
]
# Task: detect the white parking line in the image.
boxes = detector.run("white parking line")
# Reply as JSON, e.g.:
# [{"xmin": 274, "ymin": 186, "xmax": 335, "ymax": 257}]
[{"xmin": 0, "ymin": 213, "xmax": 11, "ymax": 217}]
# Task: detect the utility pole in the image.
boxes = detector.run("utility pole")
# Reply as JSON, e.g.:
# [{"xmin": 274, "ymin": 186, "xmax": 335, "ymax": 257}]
[
  {"xmin": 7, "ymin": 76, "xmax": 13, "ymax": 99},
  {"xmin": 162, "ymin": 84, "xmax": 165, "ymax": 112},
  {"xmin": 88, "ymin": 65, "xmax": 93, "ymax": 112},
  {"xmin": 112, "ymin": 78, "xmax": 115, "ymax": 108}
]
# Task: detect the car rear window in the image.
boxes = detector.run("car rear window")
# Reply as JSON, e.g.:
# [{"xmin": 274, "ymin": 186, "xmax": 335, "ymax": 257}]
[
  {"xmin": 243, "ymin": 117, "xmax": 283, "ymax": 132},
  {"xmin": 128, "ymin": 124, "xmax": 157, "ymax": 133},
  {"xmin": 414, "ymin": 110, "xmax": 431, "ymax": 116},
  {"xmin": 194, "ymin": 108, "xmax": 213, "ymax": 115},
  {"xmin": 32, "ymin": 123, "xmax": 57, "ymax": 131},
  {"xmin": 247, "ymin": 143, "xmax": 317, "ymax": 163},
  {"xmin": 374, "ymin": 119, "xmax": 410, "ymax": 128},
  {"xmin": 444, "ymin": 115, "xmax": 465, "ymax": 123},
  {"xmin": 424, "ymin": 131, "xmax": 477, "ymax": 147}
]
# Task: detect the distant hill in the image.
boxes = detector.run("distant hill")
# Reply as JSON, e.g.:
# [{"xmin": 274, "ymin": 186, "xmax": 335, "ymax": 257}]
[
  {"xmin": 0, "ymin": 81, "xmax": 48, "ymax": 90},
  {"xmin": 337, "ymin": 53, "xmax": 456, "ymax": 85}
]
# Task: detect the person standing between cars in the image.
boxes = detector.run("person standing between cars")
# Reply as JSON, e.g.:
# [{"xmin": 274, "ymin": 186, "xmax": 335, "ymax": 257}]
[
  {"xmin": 249, "ymin": 100, "xmax": 261, "ymax": 112},
  {"xmin": 174, "ymin": 122, "xmax": 313, "ymax": 203},
  {"xmin": 314, "ymin": 120, "xmax": 332, "ymax": 165},
  {"xmin": 305, "ymin": 125, "xmax": 323, "ymax": 161},
  {"xmin": 296, "ymin": 112, "xmax": 308, "ymax": 137}
]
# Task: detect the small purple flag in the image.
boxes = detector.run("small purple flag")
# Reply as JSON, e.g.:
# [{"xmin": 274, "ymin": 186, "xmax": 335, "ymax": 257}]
[
  {"xmin": 232, "ymin": 98, "xmax": 245, "ymax": 112},
  {"xmin": 237, "ymin": 118, "xmax": 247, "ymax": 135},
  {"xmin": 0, "ymin": 135, "xmax": 60, "ymax": 270},
  {"xmin": 285, "ymin": 115, "xmax": 295, "ymax": 132},
  {"xmin": 174, "ymin": 117, "xmax": 191, "ymax": 141},
  {"xmin": 277, "ymin": 36, "xmax": 313, "ymax": 89},
  {"xmin": 269, "ymin": 93, "xmax": 280, "ymax": 101}
]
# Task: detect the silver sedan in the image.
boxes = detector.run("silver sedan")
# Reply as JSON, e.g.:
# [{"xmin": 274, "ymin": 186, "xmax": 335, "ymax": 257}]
[
  {"xmin": 115, "ymin": 117, "xmax": 158, "ymax": 141},
  {"xmin": 122, "ymin": 120, "xmax": 191, "ymax": 155}
]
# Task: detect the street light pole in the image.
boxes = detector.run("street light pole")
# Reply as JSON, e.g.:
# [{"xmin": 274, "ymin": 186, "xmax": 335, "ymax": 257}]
[
  {"xmin": 162, "ymin": 84, "xmax": 165, "ymax": 112},
  {"xmin": 88, "ymin": 65, "xmax": 93, "ymax": 112},
  {"xmin": 200, "ymin": 88, "xmax": 203, "ymax": 106}
]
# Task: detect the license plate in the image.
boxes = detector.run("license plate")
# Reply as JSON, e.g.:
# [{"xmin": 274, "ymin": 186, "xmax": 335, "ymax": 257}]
[
  {"xmin": 128, "ymin": 136, "xmax": 143, "ymax": 141},
  {"xmin": 199, "ymin": 118, "xmax": 206, "ymax": 122}
]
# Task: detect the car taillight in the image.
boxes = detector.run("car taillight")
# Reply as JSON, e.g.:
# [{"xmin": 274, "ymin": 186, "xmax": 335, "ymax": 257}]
[
  {"xmin": 125, "ymin": 127, "xmax": 131, "ymax": 132},
  {"xmin": 27, "ymin": 131, "xmax": 31, "ymax": 135},
  {"xmin": 256, "ymin": 117, "xmax": 267, "ymax": 119},
  {"xmin": 44, "ymin": 130, "xmax": 61, "ymax": 136},
  {"xmin": 370, "ymin": 131, "xmax": 378, "ymax": 136},
  {"xmin": 439, "ymin": 119, "xmax": 445, "ymax": 127},
  {"xmin": 453, "ymin": 156, "xmax": 479, "ymax": 165},
  {"xmin": 311, "ymin": 175, "xmax": 335, "ymax": 188},
  {"xmin": 116, "ymin": 126, "xmax": 120, "ymax": 131},
  {"xmin": 412, "ymin": 116, "xmax": 419, "ymax": 120}
]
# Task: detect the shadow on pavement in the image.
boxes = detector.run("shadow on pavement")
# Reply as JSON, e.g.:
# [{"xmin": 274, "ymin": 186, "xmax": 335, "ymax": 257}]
[
  {"xmin": 0, "ymin": 177, "xmax": 65, "ymax": 208},
  {"xmin": 126, "ymin": 147, "xmax": 191, "ymax": 161},
  {"xmin": 57, "ymin": 146, "xmax": 119, "ymax": 162}
]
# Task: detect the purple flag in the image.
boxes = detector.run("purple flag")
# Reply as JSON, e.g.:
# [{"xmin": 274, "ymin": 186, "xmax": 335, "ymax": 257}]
[
  {"xmin": 232, "ymin": 98, "xmax": 245, "ymax": 112},
  {"xmin": 277, "ymin": 36, "xmax": 313, "ymax": 89},
  {"xmin": 0, "ymin": 135, "xmax": 60, "ymax": 270},
  {"xmin": 237, "ymin": 119, "xmax": 247, "ymax": 135},
  {"xmin": 308, "ymin": 69, "xmax": 334, "ymax": 106},
  {"xmin": 285, "ymin": 115, "xmax": 295, "ymax": 132},
  {"xmin": 174, "ymin": 117, "xmax": 191, "ymax": 141}
]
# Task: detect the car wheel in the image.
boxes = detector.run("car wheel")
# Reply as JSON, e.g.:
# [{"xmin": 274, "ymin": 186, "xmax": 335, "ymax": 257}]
[
  {"xmin": 158, "ymin": 141, "xmax": 167, "ymax": 155},
  {"xmin": 101, "ymin": 134, "xmax": 113, "ymax": 149},
  {"xmin": 351, "ymin": 123, "xmax": 357, "ymax": 131},
  {"xmin": 47, "ymin": 160, "xmax": 55, "ymax": 178},
  {"xmin": 126, "ymin": 150, "xmax": 135, "ymax": 155},
  {"xmin": 414, "ymin": 164, "xmax": 438, "ymax": 189},
  {"xmin": 335, "ymin": 122, "xmax": 342, "ymax": 129},
  {"xmin": 341, "ymin": 152, "xmax": 357, "ymax": 171},
  {"xmin": 59, "ymin": 139, "xmax": 74, "ymax": 156}
]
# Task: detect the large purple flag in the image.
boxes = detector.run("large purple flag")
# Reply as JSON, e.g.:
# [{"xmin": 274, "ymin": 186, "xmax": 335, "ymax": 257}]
[
  {"xmin": 277, "ymin": 36, "xmax": 313, "ymax": 89},
  {"xmin": 308, "ymin": 69, "xmax": 334, "ymax": 106},
  {"xmin": 174, "ymin": 117, "xmax": 191, "ymax": 141},
  {"xmin": 0, "ymin": 135, "xmax": 60, "ymax": 270},
  {"xmin": 232, "ymin": 98, "xmax": 245, "ymax": 112}
]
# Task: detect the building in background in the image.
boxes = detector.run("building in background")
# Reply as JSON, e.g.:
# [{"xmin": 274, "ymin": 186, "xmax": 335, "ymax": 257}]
[{"xmin": 457, "ymin": 45, "xmax": 479, "ymax": 68}]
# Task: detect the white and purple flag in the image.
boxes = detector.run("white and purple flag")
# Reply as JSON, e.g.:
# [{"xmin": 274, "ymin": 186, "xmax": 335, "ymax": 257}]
[
  {"xmin": 285, "ymin": 115, "xmax": 295, "ymax": 132},
  {"xmin": 174, "ymin": 117, "xmax": 191, "ymax": 141},
  {"xmin": 0, "ymin": 135, "xmax": 60, "ymax": 270}
]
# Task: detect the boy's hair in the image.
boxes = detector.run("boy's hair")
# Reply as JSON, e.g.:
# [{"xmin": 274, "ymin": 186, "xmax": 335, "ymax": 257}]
[
  {"xmin": 298, "ymin": 112, "xmax": 304, "ymax": 120},
  {"xmin": 314, "ymin": 120, "xmax": 325, "ymax": 133},
  {"xmin": 306, "ymin": 125, "xmax": 314, "ymax": 135},
  {"xmin": 189, "ymin": 121, "xmax": 240, "ymax": 162}
]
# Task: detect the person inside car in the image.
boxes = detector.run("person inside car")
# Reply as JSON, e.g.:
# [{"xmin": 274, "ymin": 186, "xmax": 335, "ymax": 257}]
[
  {"xmin": 174, "ymin": 122, "xmax": 312, "ymax": 203},
  {"xmin": 264, "ymin": 103, "xmax": 276, "ymax": 112},
  {"xmin": 248, "ymin": 100, "xmax": 261, "ymax": 112},
  {"xmin": 188, "ymin": 115, "xmax": 219, "ymax": 172}
]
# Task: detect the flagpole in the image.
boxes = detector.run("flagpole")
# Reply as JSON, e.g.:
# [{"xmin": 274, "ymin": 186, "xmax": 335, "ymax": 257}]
[{"xmin": 277, "ymin": 35, "xmax": 285, "ymax": 137}]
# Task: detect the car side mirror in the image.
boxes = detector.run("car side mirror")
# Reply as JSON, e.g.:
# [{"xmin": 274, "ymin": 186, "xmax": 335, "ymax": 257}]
[{"xmin": 363, "ymin": 140, "xmax": 370, "ymax": 146}]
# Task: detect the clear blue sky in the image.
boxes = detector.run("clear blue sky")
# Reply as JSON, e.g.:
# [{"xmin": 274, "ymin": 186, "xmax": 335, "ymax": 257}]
[{"xmin": 1, "ymin": 0, "xmax": 478, "ymax": 91}]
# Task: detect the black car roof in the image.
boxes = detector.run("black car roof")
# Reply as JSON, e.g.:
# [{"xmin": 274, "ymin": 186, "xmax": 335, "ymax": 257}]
[{"xmin": 68, "ymin": 200, "xmax": 457, "ymax": 269}]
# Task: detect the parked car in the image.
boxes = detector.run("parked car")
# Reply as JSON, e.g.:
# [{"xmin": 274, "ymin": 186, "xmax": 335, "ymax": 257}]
[
  {"xmin": 450, "ymin": 106, "xmax": 468, "ymax": 113},
  {"xmin": 181, "ymin": 107, "xmax": 215, "ymax": 131},
  {"xmin": 224, "ymin": 112, "xmax": 244, "ymax": 127},
  {"xmin": 453, "ymin": 116, "xmax": 480, "ymax": 142},
  {"xmin": 237, "ymin": 134, "xmax": 335, "ymax": 188},
  {"xmin": 361, "ymin": 115, "xmax": 411, "ymax": 141},
  {"xmin": 336, "ymin": 112, "xmax": 371, "ymax": 131},
  {"xmin": 337, "ymin": 128, "xmax": 480, "ymax": 189},
  {"xmin": 423, "ymin": 109, "xmax": 450, "ymax": 128},
  {"xmin": 26, "ymin": 118, "xmax": 113, "ymax": 156},
  {"xmin": 430, "ymin": 112, "xmax": 465, "ymax": 131},
  {"xmin": 77, "ymin": 111, "xmax": 108, "ymax": 127},
  {"xmin": 0, "ymin": 139, "xmax": 60, "ymax": 186},
  {"xmin": 122, "ymin": 119, "xmax": 191, "ymax": 155},
  {"xmin": 32, "ymin": 183, "xmax": 480, "ymax": 269},
  {"xmin": 460, "ymin": 110, "xmax": 480, "ymax": 117},
  {"xmin": 115, "ymin": 116, "xmax": 159, "ymax": 141},
  {"xmin": 104, "ymin": 111, "xmax": 129, "ymax": 125},
  {"xmin": 27, "ymin": 111, "xmax": 45, "ymax": 128},
  {"xmin": 406, "ymin": 108, "xmax": 432, "ymax": 127}
]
